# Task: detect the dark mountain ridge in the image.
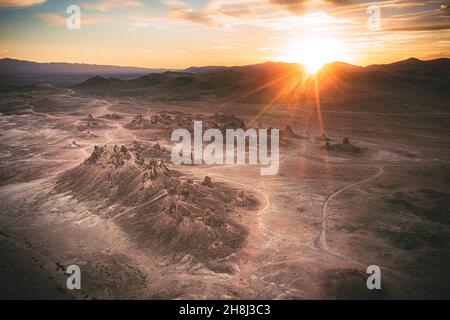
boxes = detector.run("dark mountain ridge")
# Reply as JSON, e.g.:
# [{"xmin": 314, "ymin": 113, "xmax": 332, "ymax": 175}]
[
  {"xmin": 0, "ymin": 58, "xmax": 173, "ymax": 76},
  {"xmin": 75, "ymin": 58, "xmax": 450, "ymax": 109}
]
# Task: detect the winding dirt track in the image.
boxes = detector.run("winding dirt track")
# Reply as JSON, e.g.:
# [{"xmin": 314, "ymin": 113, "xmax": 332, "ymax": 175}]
[{"xmin": 318, "ymin": 165, "xmax": 384, "ymax": 254}]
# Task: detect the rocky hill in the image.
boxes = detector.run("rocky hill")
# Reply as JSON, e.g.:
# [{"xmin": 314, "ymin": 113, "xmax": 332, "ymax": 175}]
[{"xmin": 55, "ymin": 143, "xmax": 259, "ymax": 271}]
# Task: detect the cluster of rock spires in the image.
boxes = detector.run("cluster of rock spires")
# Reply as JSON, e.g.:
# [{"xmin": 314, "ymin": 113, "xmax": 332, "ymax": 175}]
[
  {"xmin": 85, "ymin": 143, "xmax": 170, "ymax": 171},
  {"xmin": 57, "ymin": 142, "xmax": 259, "ymax": 266},
  {"xmin": 125, "ymin": 114, "xmax": 152, "ymax": 129},
  {"xmin": 130, "ymin": 141, "xmax": 170, "ymax": 160},
  {"xmin": 76, "ymin": 113, "xmax": 111, "ymax": 131},
  {"xmin": 125, "ymin": 111, "xmax": 192, "ymax": 130},
  {"xmin": 144, "ymin": 157, "xmax": 170, "ymax": 181},
  {"xmin": 150, "ymin": 112, "xmax": 180, "ymax": 125},
  {"xmin": 324, "ymin": 137, "xmax": 362, "ymax": 154},
  {"xmin": 125, "ymin": 111, "xmax": 247, "ymax": 134},
  {"xmin": 84, "ymin": 145, "xmax": 104, "ymax": 164},
  {"xmin": 210, "ymin": 113, "xmax": 246, "ymax": 133}
]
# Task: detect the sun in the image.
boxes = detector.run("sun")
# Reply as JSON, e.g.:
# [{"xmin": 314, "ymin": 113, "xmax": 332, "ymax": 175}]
[{"xmin": 279, "ymin": 37, "xmax": 351, "ymax": 74}]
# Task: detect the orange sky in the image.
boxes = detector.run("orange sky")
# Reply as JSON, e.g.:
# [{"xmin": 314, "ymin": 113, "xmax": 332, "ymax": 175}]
[{"xmin": 0, "ymin": 0, "xmax": 449, "ymax": 68}]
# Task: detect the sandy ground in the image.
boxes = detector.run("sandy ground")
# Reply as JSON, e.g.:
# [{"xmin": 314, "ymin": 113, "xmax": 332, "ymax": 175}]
[{"xmin": 0, "ymin": 83, "xmax": 449, "ymax": 299}]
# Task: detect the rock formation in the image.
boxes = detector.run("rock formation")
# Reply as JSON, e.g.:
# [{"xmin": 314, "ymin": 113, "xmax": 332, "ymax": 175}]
[{"xmin": 56, "ymin": 143, "xmax": 260, "ymax": 268}]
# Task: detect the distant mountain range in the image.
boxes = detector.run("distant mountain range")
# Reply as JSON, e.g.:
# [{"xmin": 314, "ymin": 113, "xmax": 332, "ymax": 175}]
[
  {"xmin": 74, "ymin": 58, "xmax": 450, "ymax": 107},
  {"xmin": 0, "ymin": 58, "xmax": 173, "ymax": 76},
  {"xmin": 3, "ymin": 57, "xmax": 449, "ymax": 81},
  {"xmin": 184, "ymin": 58, "xmax": 450, "ymax": 80},
  {"xmin": 1, "ymin": 57, "xmax": 449, "ymax": 111}
]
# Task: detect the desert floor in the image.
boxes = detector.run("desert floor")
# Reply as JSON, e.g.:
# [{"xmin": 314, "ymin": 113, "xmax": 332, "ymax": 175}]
[{"xmin": 0, "ymin": 82, "xmax": 449, "ymax": 299}]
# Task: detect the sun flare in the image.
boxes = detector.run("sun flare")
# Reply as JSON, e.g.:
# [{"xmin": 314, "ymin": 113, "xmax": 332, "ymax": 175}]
[{"xmin": 280, "ymin": 37, "xmax": 352, "ymax": 74}]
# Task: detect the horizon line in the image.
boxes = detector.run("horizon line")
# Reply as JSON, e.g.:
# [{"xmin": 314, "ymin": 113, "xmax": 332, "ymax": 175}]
[{"xmin": 1, "ymin": 56, "xmax": 449, "ymax": 71}]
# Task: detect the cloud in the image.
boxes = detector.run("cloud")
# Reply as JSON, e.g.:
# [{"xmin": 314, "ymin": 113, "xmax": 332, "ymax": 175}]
[
  {"xmin": 269, "ymin": 0, "xmax": 306, "ymax": 14},
  {"xmin": 37, "ymin": 13, "xmax": 107, "ymax": 26},
  {"xmin": 134, "ymin": 0, "xmax": 449, "ymax": 36},
  {"xmin": 385, "ymin": 23, "xmax": 450, "ymax": 32},
  {"xmin": 130, "ymin": 15, "xmax": 175, "ymax": 30},
  {"xmin": 389, "ymin": 8, "xmax": 444, "ymax": 22},
  {"xmin": 206, "ymin": 0, "xmax": 278, "ymax": 21},
  {"xmin": 132, "ymin": 0, "xmax": 357, "ymax": 31},
  {"xmin": 330, "ymin": 0, "xmax": 431, "ymax": 16},
  {"xmin": 369, "ymin": 1, "xmax": 450, "ymax": 34},
  {"xmin": 211, "ymin": 3, "xmax": 254, "ymax": 18},
  {"xmin": 81, "ymin": 0, "xmax": 142, "ymax": 12},
  {"xmin": 164, "ymin": 0, "xmax": 219, "ymax": 27},
  {"xmin": 205, "ymin": 0, "xmax": 357, "ymax": 27},
  {"xmin": 36, "ymin": 13, "xmax": 65, "ymax": 25},
  {"xmin": 270, "ymin": 0, "xmax": 353, "ymax": 14},
  {"xmin": 0, "ymin": 0, "xmax": 46, "ymax": 8},
  {"xmin": 420, "ymin": 51, "xmax": 450, "ymax": 60}
]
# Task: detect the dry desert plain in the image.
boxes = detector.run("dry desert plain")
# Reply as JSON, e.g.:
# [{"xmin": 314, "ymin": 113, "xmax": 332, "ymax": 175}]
[{"xmin": 0, "ymin": 68, "xmax": 449, "ymax": 299}]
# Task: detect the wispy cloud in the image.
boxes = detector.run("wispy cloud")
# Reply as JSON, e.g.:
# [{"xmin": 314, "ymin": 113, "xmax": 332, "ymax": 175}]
[
  {"xmin": 36, "ymin": 13, "xmax": 65, "ymax": 25},
  {"xmin": 148, "ymin": 0, "xmax": 357, "ymax": 30},
  {"xmin": 0, "ymin": 0, "xmax": 46, "ymax": 8},
  {"xmin": 270, "ymin": 0, "xmax": 353, "ymax": 15},
  {"xmin": 130, "ymin": 0, "xmax": 222, "ymax": 29},
  {"xmin": 164, "ymin": 0, "xmax": 219, "ymax": 27},
  {"xmin": 37, "ymin": 12, "xmax": 107, "ymax": 26},
  {"xmin": 130, "ymin": 15, "xmax": 175, "ymax": 30},
  {"xmin": 269, "ymin": 0, "xmax": 307, "ymax": 14},
  {"xmin": 81, "ymin": 0, "xmax": 142, "ymax": 12},
  {"xmin": 385, "ymin": 23, "xmax": 450, "ymax": 32}
]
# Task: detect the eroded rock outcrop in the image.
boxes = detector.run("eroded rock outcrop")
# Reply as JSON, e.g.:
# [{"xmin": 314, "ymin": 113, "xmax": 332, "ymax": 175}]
[
  {"xmin": 324, "ymin": 137, "xmax": 362, "ymax": 154},
  {"xmin": 56, "ymin": 143, "xmax": 260, "ymax": 270}
]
